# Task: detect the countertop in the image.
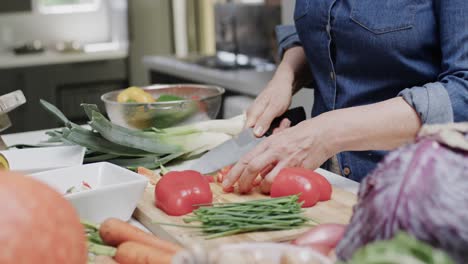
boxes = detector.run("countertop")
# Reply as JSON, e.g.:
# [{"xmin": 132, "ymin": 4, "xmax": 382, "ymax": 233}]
[
  {"xmin": 2, "ymin": 128, "xmax": 359, "ymax": 231},
  {"xmin": 2, "ymin": 128, "xmax": 360, "ymax": 195},
  {"xmin": 0, "ymin": 48, "xmax": 128, "ymax": 70},
  {"xmin": 143, "ymin": 55, "xmax": 275, "ymax": 97}
]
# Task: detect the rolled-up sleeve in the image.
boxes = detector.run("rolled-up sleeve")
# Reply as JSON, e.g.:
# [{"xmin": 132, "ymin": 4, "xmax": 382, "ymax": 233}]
[
  {"xmin": 398, "ymin": 0, "xmax": 468, "ymax": 124},
  {"xmin": 275, "ymin": 25, "xmax": 302, "ymax": 59}
]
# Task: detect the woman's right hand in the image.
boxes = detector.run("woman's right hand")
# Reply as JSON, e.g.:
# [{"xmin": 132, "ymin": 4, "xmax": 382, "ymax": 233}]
[
  {"xmin": 246, "ymin": 46, "xmax": 309, "ymax": 137},
  {"xmin": 246, "ymin": 75, "xmax": 294, "ymax": 137}
]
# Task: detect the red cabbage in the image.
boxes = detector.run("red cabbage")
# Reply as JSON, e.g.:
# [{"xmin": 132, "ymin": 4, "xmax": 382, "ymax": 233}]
[{"xmin": 336, "ymin": 123, "xmax": 468, "ymax": 263}]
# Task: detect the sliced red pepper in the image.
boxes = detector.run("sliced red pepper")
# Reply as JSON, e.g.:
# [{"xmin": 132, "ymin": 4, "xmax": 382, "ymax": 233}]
[
  {"xmin": 82, "ymin": 181, "xmax": 92, "ymax": 189},
  {"xmin": 204, "ymin": 174, "xmax": 215, "ymax": 183},
  {"xmin": 155, "ymin": 170, "xmax": 213, "ymax": 216},
  {"xmin": 217, "ymin": 165, "xmax": 233, "ymax": 183}
]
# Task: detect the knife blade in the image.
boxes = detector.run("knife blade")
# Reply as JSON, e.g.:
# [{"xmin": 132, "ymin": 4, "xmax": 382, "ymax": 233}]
[{"xmin": 190, "ymin": 107, "xmax": 306, "ymax": 174}]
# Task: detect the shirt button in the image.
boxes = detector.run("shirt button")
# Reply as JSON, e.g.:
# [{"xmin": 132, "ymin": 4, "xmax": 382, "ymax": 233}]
[
  {"xmin": 326, "ymin": 24, "xmax": 331, "ymax": 34},
  {"xmin": 343, "ymin": 167, "xmax": 351, "ymax": 177},
  {"xmin": 330, "ymin": 71, "xmax": 335, "ymax": 81}
]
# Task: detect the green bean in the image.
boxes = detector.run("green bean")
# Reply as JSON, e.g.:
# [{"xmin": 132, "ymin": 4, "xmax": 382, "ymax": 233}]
[{"xmin": 160, "ymin": 195, "xmax": 313, "ymax": 239}]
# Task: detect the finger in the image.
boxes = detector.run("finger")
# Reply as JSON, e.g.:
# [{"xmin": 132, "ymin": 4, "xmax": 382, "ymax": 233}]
[
  {"xmin": 279, "ymin": 118, "xmax": 292, "ymax": 129},
  {"xmin": 238, "ymin": 152, "xmax": 278, "ymax": 193},
  {"xmin": 259, "ymin": 163, "xmax": 275, "ymax": 178},
  {"xmin": 260, "ymin": 179, "xmax": 272, "ymax": 194},
  {"xmin": 252, "ymin": 175, "xmax": 263, "ymax": 186},
  {"xmin": 273, "ymin": 118, "xmax": 291, "ymax": 134},
  {"xmin": 245, "ymin": 98, "xmax": 268, "ymax": 128},
  {"xmin": 222, "ymin": 142, "xmax": 269, "ymax": 188},
  {"xmin": 253, "ymin": 105, "xmax": 284, "ymax": 137},
  {"xmin": 300, "ymin": 155, "xmax": 324, "ymax": 171},
  {"xmin": 259, "ymin": 161, "xmax": 286, "ymax": 194}
]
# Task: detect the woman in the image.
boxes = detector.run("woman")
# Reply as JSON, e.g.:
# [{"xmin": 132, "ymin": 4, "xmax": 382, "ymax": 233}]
[{"xmin": 223, "ymin": 0, "xmax": 468, "ymax": 193}]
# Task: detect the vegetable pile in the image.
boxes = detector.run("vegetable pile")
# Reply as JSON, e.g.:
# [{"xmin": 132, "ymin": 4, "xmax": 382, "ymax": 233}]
[
  {"xmin": 39, "ymin": 100, "xmax": 244, "ymax": 170},
  {"xmin": 336, "ymin": 123, "xmax": 468, "ymax": 263},
  {"xmin": 116, "ymin": 86, "xmax": 186, "ymax": 103},
  {"xmin": 175, "ymin": 195, "xmax": 312, "ymax": 239},
  {"xmin": 85, "ymin": 218, "xmax": 181, "ymax": 264},
  {"xmin": 0, "ymin": 171, "xmax": 87, "ymax": 264}
]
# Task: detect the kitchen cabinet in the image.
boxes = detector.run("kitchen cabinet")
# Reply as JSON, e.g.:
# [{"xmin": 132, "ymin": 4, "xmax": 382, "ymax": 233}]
[
  {"xmin": 0, "ymin": 1, "xmax": 32, "ymax": 13},
  {"xmin": 0, "ymin": 59, "xmax": 128, "ymax": 133}
]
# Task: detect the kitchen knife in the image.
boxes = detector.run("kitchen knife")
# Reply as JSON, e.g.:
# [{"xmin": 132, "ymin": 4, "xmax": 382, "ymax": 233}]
[{"xmin": 190, "ymin": 107, "xmax": 306, "ymax": 174}]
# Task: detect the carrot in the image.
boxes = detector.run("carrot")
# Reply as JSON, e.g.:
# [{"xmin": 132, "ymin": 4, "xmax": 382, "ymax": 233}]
[
  {"xmin": 137, "ymin": 167, "xmax": 159, "ymax": 185},
  {"xmin": 94, "ymin": 255, "xmax": 120, "ymax": 264},
  {"xmin": 99, "ymin": 218, "xmax": 181, "ymax": 254},
  {"xmin": 114, "ymin": 241, "xmax": 173, "ymax": 264}
]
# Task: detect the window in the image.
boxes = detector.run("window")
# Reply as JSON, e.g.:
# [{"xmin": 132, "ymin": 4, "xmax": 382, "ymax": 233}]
[{"xmin": 35, "ymin": 0, "xmax": 101, "ymax": 14}]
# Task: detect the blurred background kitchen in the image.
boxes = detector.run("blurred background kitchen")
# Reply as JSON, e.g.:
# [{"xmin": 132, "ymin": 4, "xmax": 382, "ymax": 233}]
[{"xmin": 0, "ymin": 0, "xmax": 313, "ymax": 133}]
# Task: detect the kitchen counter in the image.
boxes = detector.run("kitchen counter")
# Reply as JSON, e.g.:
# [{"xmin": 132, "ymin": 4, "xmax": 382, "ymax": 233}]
[
  {"xmin": 0, "ymin": 48, "xmax": 128, "ymax": 70},
  {"xmin": 2, "ymin": 128, "xmax": 359, "ymax": 231},
  {"xmin": 143, "ymin": 55, "xmax": 275, "ymax": 97},
  {"xmin": 2, "ymin": 128, "xmax": 360, "ymax": 195}
]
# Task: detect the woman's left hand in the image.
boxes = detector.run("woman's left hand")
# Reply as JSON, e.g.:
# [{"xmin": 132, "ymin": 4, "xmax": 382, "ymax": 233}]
[{"xmin": 222, "ymin": 117, "xmax": 335, "ymax": 194}]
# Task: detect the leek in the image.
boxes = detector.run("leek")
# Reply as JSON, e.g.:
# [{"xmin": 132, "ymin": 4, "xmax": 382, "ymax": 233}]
[
  {"xmin": 39, "ymin": 100, "xmax": 245, "ymax": 169},
  {"xmin": 87, "ymin": 107, "xmax": 234, "ymax": 155},
  {"xmin": 160, "ymin": 114, "xmax": 245, "ymax": 136}
]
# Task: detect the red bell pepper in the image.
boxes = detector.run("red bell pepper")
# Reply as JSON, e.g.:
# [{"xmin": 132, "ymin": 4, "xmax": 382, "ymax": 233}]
[
  {"xmin": 270, "ymin": 168, "xmax": 332, "ymax": 207},
  {"xmin": 286, "ymin": 167, "xmax": 332, "ymax": 201},
  {"xmin": 155, "ymin": 170, "xmax": 213, "ymax": 216}
]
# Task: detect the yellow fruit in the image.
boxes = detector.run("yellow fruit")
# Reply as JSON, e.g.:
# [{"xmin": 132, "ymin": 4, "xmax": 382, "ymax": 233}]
[
  {"xmin": 117, "ymin": 87, "xmax": 155, "ymax": 103},
  {"xmin": 0, "ymin": 154, "xmax": 9, "ymax": 170}
]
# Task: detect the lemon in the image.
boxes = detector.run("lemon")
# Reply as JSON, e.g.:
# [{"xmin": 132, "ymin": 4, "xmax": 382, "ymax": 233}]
[
  {"xmin": 0, "ymin": 154, "xmax": 9, "ymax": 170},
  {"xmin": 117, "ymin": 87, "xmax": 155, "ymax": 103}
]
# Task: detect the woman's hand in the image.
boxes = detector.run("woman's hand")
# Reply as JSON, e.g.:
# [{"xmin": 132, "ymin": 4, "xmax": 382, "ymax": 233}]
[
  {"xmin": 222, "ymin": 97, "xmax": 421, "ymax": 194},
  {"xmin": 246, "ymin": 46, "xmax": 310, "ymax": 137},
  {"xmin": 222, "ymin": 117, "xmax": 335, "ymax": 194},
  {"xmin": 246, "ymin": 75, "xmax": 294, "ymax": 137}
]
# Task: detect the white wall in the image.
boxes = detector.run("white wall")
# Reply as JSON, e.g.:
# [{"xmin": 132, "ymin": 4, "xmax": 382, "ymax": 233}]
[{"xmin": 0, "ymin": 2, "xmax": 110, "ymax": 51}]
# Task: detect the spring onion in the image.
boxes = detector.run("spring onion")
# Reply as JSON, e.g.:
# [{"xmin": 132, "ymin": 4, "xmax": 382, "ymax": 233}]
[
  {"xmin": 39, "ymin": 99, "xmax": 245, "ymax": 169},
  {"xmin": 162, "ymin": 195, "xmax": 313, "ymax": 239}
]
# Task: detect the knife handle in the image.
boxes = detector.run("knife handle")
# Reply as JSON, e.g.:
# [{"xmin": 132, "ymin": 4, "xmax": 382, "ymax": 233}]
[{"xmin": 264, "ymin": 107, "xmax": 306, "ymax": 136}]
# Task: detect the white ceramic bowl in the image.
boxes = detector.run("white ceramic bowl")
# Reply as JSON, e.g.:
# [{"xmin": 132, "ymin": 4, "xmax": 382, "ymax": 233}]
[
  {"xmin": 30, "ymin": 162, "xmax": 148, "ymax": 223},
  {"xmin": 0, "ymin": 145, "xmax": 85, "ymax": 174}
]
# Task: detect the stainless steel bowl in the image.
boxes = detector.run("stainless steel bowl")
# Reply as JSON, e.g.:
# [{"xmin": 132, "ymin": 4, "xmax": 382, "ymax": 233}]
[{"xmin": 101, "ymin": 84, "xmax": 225, "ymax": 129}]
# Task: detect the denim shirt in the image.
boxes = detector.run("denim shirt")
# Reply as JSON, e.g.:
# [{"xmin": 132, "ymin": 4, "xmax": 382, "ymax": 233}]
[{"xmin": 276, "ymin": 0, "xmax": 468, "ymax": 182}]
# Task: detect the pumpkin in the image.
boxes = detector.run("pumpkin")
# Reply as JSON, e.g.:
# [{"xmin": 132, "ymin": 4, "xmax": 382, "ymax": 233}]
[{"xmin": 0, "ymin": 171, "xmax": 87, "ymax": 264}]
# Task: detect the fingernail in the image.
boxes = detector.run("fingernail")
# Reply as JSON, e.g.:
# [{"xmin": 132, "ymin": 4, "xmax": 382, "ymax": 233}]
[
  {"xmin": 254, "ymin": 126, "xmax": 264, "ymax": 136},
  {"xmin": 222, "ymin": 179, "xmax": 230, "ymax": 188}
]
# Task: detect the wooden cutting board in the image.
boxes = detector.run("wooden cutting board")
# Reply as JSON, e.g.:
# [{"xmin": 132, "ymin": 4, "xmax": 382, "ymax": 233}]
[{"xmin": 134, "ymin": 180, "xmax": 357, "ymax": 249}]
